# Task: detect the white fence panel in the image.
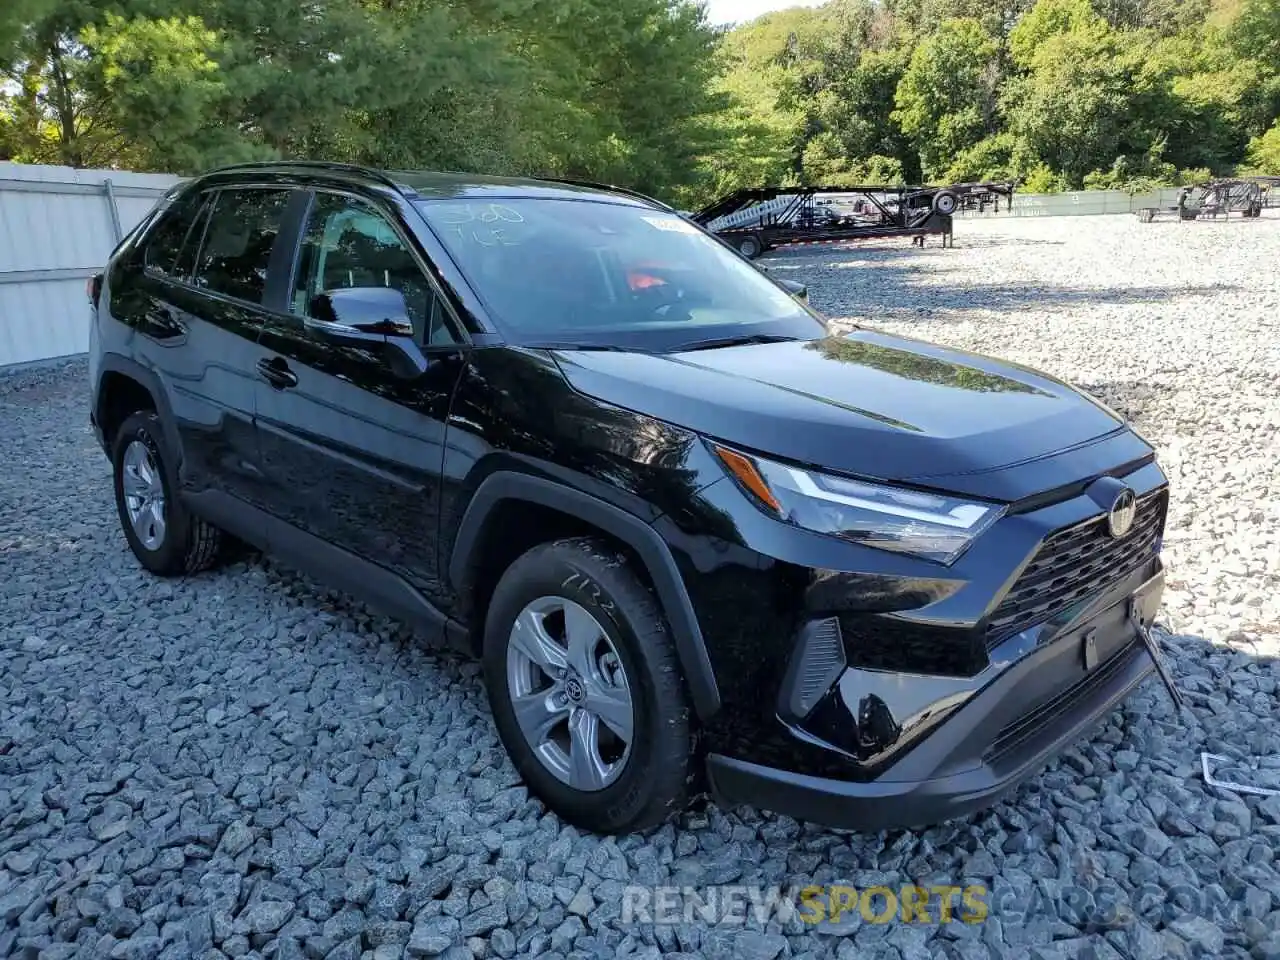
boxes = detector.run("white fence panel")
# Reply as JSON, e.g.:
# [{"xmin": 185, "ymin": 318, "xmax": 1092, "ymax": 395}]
[
  {"xmin": 956, "ymin": 187, "xmax": 1187, "ymax": 219},
  {"xmin": 0, "ymin": 163, "xmax": 181, "ymax": 368}
]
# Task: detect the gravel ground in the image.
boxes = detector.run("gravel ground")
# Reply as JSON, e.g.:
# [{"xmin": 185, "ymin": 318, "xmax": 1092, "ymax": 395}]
[{"xmin": 2, "ymin": 213, "xmax": 1278, "ymax": 960}]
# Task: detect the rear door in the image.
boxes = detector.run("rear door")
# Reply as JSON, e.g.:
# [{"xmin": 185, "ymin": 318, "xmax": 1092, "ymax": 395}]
[
  {"xmin": 252, "ymin": 187, "xmax": 469, "ymax": 609},
  {"xmin": 111, "ymin": 183, "xmax": 299, "ymax": 505}
]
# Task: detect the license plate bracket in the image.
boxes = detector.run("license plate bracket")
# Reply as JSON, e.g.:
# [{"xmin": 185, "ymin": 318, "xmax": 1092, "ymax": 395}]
[{"xmin": 1125, "ymin": 570, "xmax": 1184, "ymax": 712}]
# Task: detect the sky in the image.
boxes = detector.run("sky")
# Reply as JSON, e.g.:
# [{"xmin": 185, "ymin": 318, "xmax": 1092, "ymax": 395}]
[{"xmin": 703, "ymin": 0, "xmax": 827, "ymax": 26}]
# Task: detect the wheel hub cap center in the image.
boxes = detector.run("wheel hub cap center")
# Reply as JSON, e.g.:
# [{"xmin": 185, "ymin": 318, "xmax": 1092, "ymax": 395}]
[{"xmin": 563, "ymin": 675, "xmax": 587, "ymax": 706}]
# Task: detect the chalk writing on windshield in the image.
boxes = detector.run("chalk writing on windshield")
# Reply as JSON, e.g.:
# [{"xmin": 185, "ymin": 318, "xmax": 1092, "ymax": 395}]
[{"xmin": 437, "ymin": 203, "xmax": 526, "ymax": 247}]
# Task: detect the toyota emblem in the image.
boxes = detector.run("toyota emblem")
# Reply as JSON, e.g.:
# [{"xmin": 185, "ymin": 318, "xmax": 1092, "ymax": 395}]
[{"xmin": 1107, "ymin": 487, "xmax": 1137, "ymax": 539}]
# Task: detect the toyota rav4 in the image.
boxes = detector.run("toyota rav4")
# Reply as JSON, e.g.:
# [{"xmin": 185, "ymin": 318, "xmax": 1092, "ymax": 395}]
[{"xmin": 88, "ymin": 161, "xmax": 1170, "ymax": 835}]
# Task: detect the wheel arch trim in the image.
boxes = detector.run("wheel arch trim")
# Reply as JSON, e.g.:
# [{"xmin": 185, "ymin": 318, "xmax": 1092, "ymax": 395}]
[
  {"xmin": 448, "ymin": 471, "xmax": 722, "ymax": 720},
  {"xmin": 96, "ymin": 354, "xmax": 183, "ymax": 469}
]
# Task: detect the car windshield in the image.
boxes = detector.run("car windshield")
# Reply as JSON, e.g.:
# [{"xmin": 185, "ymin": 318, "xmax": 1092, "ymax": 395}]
[{"xmin": 414, "ymin": 197, "xmax": 827, "ymax": 352}]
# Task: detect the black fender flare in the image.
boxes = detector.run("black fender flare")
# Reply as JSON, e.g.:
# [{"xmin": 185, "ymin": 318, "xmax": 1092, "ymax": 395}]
[
  {"xmin": 448, "ymin": 471, "xmax": 722, "ymax": 720},
  {"xmin": 96, "ymin": 354, "xmax": 183, "ymax": 470}
]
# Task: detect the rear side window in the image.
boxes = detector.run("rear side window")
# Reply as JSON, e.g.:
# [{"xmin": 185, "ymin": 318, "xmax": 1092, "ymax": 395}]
[
  {"xmin": 191, "ymin": 188, "xmax": 293, "ymax": 304},
  {"xmin": 142, "ymin": 195, "xmax": 205, "ymax": 279}
]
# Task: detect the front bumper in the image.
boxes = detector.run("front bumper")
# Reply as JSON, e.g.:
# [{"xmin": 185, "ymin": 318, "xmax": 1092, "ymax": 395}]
[{"xmin": 706, "ymin": 562, "xmax": 1163, "ymax": 831}]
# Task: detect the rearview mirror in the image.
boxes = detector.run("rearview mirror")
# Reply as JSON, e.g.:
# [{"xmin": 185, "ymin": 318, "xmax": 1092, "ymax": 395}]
[
  {"xmin": 306, "ymin": 287, "xmax": 429, "ymax": 378},
  {"xmin": 776, "ymin": 278, "xmax": 808, "ymax": 302}
]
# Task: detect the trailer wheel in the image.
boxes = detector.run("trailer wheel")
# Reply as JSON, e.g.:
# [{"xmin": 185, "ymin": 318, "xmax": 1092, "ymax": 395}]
[
  {"xmin": 735, "ymin": 235, "xmax": 763, "ymax": 259},
  {"xmin": 932, "ymin": 191, "xmax": 958, "ymax": 216},
  {"xmin": 1136, "ymin": 208, "xmax": 1156, "ymax": 223}
]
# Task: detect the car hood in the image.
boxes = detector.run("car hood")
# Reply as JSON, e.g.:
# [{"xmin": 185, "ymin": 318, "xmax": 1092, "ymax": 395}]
[{"xmin": 551, "ymin": 330, "xmax": 1136, "ymax": 499}]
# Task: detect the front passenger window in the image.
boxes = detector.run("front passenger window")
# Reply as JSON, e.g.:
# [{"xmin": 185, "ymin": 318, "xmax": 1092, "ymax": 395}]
[{"xmin": 291, "ymin": 193, "xmax": 458, "ymax": 346}]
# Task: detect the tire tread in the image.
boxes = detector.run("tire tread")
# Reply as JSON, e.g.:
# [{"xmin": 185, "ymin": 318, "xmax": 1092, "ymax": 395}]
[
  {"xmin": 113, "ymin": 410, "xmax": 227, "ymax": 576},
  {"xmin": 484, "ymin": 535, "xmax": 694, "ymax": 833}
]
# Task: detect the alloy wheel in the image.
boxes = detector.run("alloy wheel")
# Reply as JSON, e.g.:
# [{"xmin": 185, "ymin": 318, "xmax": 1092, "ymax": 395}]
[
  {"xmin": 505, "ymin": 596, "xmax": 634, "ymax": 791},
  {"xmin": 121, "ymin": 439, "xmax": 167, "ymax": 550}
]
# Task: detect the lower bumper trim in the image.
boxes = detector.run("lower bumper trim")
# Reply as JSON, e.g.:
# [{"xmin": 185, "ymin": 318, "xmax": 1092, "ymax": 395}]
[{"xmin": 706, "ymin": 610, "xmax": 1157, "ymax": 831}]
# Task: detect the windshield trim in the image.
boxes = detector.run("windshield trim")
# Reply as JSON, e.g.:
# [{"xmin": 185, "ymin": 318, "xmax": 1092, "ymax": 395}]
[{"xmin": 411, "ymin": 196, "xmax": 828, "ymax": 354}]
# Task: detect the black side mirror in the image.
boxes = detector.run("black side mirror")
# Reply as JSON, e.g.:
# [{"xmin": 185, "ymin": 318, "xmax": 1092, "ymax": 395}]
[
  {"xmin": 306, "ymin": 287, "xmax": 428, "ymax": 378},
  {"xmin": 776, "ymin": 278, "xmax": 808, "ymax": 301},
  {"xmin": 309, "ymin": 286, "xmax": 413, "ymax": 335}
]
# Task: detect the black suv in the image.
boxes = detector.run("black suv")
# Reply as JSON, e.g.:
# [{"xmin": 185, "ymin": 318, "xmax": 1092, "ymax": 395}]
[{"xmin": 89, "ymin": 161, "xmax": 1169, "ymax": 835}]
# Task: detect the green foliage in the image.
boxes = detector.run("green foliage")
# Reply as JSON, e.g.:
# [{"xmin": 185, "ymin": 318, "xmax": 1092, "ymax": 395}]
[
  {"xmin": 79, "ymin": 14, "xmax": 244, "ymax": 171},
  {"xmin": 1222, "ymin": 0, "xmax": 1280, "ymax": 65},
  {"xmin": 1, "ymin": 0, "xmax": 1278, "ymax": 200},
  {"xmin": 1, "ymin": 0, "xmax": 725, "ymax": 199},
  {"xmin": 943, "ymin": 132, "xmax": 1022, "ymax": 182},
  {"xmin": 1020, "ymin": 162, "xmax": 1070, "ymax": 192},
  {"xmin": 851, "ymin": 154, "xmax": 906, "ymax": 183},
  {"xmin": 893, "ymin": 19, "xmax": 999, "ymax": 179},
  {"xmin": 1008, "ymin": 0, "xmax": 1098, "ymax": 67},
  {"xmin": 1246, "ymin": 121, "xmax": 1280, "ymax": 173},
  {"xmin": 1001, "ymin": 15, "xmax": 1176, "ymax": 186},
  {"xmin": 802, "ymin": 132, "xmax": 904, "ymax": 183}
]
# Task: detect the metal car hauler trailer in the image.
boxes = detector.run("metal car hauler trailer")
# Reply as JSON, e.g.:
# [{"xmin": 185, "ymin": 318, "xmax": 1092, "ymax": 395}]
[
  {"xmin": 1135, "ymin": 176, "xmax": 1280, "ymax": 223},
  {"xmin": 691, "ymin": 181, "xmax": 1017, "ymax": 259}
]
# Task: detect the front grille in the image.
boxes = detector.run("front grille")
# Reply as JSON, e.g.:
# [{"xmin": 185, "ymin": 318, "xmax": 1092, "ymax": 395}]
[
  {"xmin": 984, "ymin": 639, "xmax": 1143, "ymax": 764},
  {"xmin": 984, "ymin": 489, "xmax": 1167, "ymax": 650}
]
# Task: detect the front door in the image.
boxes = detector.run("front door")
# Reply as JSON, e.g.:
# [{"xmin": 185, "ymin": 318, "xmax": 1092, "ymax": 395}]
[{"xmin": 253, "ymin": 189, "xmax": 468, "ymax": 610}]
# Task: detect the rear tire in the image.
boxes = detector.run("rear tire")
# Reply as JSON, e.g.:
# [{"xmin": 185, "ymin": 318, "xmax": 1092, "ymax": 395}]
[
  {"xmin": 112, "ymin": 411, "xmax": 226, "ymax": 576},
  {"xmin": 482, "ymin": 537, "xmax": 694, "ymax": 834},
  {"xmin": 736, "ymin": 235, "xmax": 763, "ymax": 259}
]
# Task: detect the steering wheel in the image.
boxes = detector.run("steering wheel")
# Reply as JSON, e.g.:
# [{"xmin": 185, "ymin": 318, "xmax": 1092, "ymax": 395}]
[{"xmin": 630, "ymin": 282, "xmax": 693, "ymax": 322}]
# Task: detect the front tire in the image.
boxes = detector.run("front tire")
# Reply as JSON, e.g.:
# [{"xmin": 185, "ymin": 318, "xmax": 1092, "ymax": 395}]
[
  {"xmin": 112, "ymin": 411, "xmax": 225, "ymax": 576},
  {"xmin": 483, "ymin": 537, "xmax": 694, "ymax": 834}
]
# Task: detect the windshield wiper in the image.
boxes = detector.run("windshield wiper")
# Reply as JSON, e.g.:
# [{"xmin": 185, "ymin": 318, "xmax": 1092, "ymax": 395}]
[
  {"xmin": 527, "ymin": 342, "xmax": 653, "ymax": 354},
  {"xmin": 675, "ymin": 333, "xmax": 800, "ymax": 352}
]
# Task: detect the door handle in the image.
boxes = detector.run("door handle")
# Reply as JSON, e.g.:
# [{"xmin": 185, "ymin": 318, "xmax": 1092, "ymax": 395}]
[{"xmin": 256, "ymin": 357, "xmax": 298, "ymax": 389}]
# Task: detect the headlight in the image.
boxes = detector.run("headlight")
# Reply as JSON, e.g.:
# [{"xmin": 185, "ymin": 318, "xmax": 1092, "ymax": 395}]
[{"xmin": 711, "ymin": 444, "xmax": 1005, "ymax": 565}]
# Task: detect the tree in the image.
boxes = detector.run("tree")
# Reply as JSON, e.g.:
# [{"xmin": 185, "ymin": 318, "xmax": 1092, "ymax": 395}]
[
  {"xmin": 813, "ymin": 46, "xmax": 918, "ymax": 181},
  {"xmin": 893, "ymin": 18, "xmax": 1000, "ymax": 178},
  {"xmin": 80, "ymin": 14, "xmax": 246, "ymax": 171},
  {"xmin": 942, "ymin": 131, "xmax": 1024, "ymax": 181},
  {"xmin": 1007, "ymin": 0, "xmax": 1097, "ymax": 67},
  {"xmin": 1246, "ymin": 120, "xmax": 1280, "ymax": 172},
  {"xmin": 0, "ymin": 0, "xmax": 55, "ymax": 63},
  {"xmin": 1, "ymin": 0, "xmax": 1276, "ymax": 196},
  {"xmin": 1221, "ymin": 0, "xmax": 1280, "ymax": 66},
  {"xmin": 1002, "ymin": 10, "xmax": 1154, "ymax": 185}
]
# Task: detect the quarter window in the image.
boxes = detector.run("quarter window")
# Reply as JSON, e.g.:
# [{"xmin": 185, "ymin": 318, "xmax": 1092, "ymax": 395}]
[
  {"xmin": 142, "ymin": 195, "xmax": 206, "ymax": 280},
  {"xmin": 291, "ymin": 193, "xmax": 456, "ymax": 346},
  {"xmin": 191, "ymin": 188, "xmax": 292, "ymax": 304}
]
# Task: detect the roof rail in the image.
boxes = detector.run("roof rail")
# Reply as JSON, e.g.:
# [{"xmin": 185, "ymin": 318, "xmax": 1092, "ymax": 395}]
[
  {"xmin": 206, "ymin": 160, "xmax": 408, "ymax": 194},
  {"xmin": 532, "ymin": 176, "xmax": 673, "ymax": 210}
]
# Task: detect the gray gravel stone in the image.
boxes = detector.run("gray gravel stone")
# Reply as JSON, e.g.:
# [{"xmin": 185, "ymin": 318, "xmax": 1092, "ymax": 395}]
[
  {"xmin": 109, "ymin": 935, "xmax": 164, "ymax": 960},
  {"xmin": 1168, "ymin": 915, "xmax": 1226, "ymax": 955},
  {"xmin": 239, "ymin": 901, "xmax": 293, "ymax": 935},
  {"xmin": 488, "ymin": 927, "xmax": 516, "ymax": 958},
  {"xmin": 408, "ymin": 915, "xmax": 460, "ymax": 956},
  {"xmin": 733, "ymin": 930, "xmax": 787, "ymax": 960},
  {"xmin": 220, "ymin": 823, "xmax": 254, "ymax": 858}
]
